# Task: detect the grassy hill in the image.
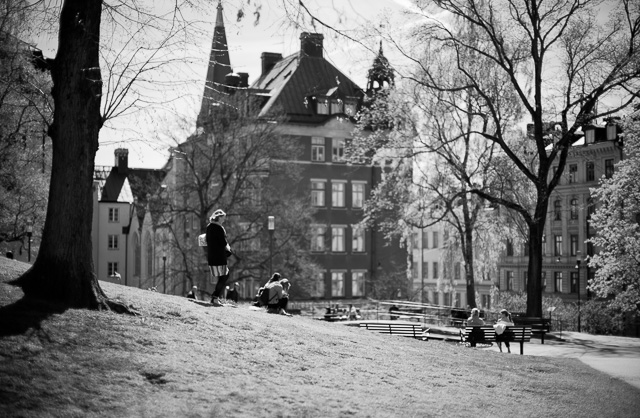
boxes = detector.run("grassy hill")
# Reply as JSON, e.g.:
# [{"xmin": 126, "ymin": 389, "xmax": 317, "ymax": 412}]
[{"xmin": 1, "ymin": 257, "xmax": 639, "ymax": 417}]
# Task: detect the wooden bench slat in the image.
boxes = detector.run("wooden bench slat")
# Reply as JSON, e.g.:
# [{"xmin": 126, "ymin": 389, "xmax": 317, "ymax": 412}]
[{"xmin": 359, "ymin": 323, "xmax": 426, "ymax": 339}]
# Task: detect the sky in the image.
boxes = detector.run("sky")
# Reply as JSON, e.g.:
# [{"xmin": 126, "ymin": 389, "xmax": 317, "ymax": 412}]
[{"xmin": 33, "ymin": 0, "xmax": 413, "ymax": 169}]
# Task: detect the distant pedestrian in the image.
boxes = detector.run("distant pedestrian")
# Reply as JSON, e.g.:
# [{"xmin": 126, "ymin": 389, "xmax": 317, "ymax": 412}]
[
  {"xmin": 206, "ymin": 209, "xmax": 232, "ymax": 307},
  {"xmin": 389, "ymin": 305, "xmax": 399, "ymax": 320},
  {"xmin": 186, "ymin": 286, "xmax": 198, "ymax": 300}
]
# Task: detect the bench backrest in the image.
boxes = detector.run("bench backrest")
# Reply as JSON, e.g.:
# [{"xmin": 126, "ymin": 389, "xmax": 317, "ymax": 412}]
[
  {"xmin": 359, "ymin": 323, "xmax": 424, "ymax": 338},
  {"xmin": 463, "ymin": 326, "xmax": 532, "ymax": 342}
]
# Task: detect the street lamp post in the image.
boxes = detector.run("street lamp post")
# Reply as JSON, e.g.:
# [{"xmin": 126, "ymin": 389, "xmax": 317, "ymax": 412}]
[
  {"xmin": 268, "ymin": 216, "xmax": 275, "ymax": 278},
  {"xmin": 26, "ymin": 219, "xmax": 33, "ymax": 263},
  {"xmin": 162, "ymin": 255, "xmax": 167, "ymax": 294},
  {"xmin": 575, "ymin": 250, "xmax": 582, "ymax": 332}
]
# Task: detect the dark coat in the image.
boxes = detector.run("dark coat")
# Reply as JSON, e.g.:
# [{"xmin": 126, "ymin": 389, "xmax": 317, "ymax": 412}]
[{"xmin": 206, "ymin": 221, "xmax": 229, "ymax": 266}]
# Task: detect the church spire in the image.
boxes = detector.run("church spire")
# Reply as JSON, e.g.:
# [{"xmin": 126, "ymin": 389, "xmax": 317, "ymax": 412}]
[
  {"xmin": 366, "ymin": 41, "xmax": 394, "ymax": 96},
  {"xmin": 197, "ymin": 0, "xmax": 233, "ymax": 127}
]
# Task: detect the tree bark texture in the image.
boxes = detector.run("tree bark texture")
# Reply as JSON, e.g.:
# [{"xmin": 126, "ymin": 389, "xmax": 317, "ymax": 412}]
[{"xmin": 18, "ymin": 0, "xmax": 107, "ymax": 308}]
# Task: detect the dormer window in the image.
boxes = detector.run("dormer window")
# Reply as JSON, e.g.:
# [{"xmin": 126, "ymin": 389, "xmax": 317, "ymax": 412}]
[
  {"xmin": 585, "ymin": 128, "xmax": 595, "ymax": 144},
  {"xmin": 344, "ymin": 98, "xmax": 357, "ymax": 116},
  {"xmin": 606, "ymin": 124, "xmax": 617, "ymax": 141},
  {"xmin": 330, "ymin": 98, "xmax": 343, "ymax": 114},
  {"xmin": 317, "ymin": 97, "xmax": 328, "ymax": 115}
]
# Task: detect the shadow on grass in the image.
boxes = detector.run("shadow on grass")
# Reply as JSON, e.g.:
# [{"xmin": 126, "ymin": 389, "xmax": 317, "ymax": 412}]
[{"xmin": 0, "ymin": 291, "xmax": 66, "ymax": 339}]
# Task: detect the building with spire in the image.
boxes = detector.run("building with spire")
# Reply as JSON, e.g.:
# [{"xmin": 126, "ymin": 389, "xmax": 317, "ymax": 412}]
[{"xmin": 157, "ymin": 2, "xmax": 407, "ymax": 303}]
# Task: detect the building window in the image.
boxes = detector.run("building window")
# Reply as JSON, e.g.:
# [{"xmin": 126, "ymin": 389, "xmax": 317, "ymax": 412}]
[
  {"xmin": 312, "ymin": 272, "xmax": 325, "ymax": 297},
  {"xmin": 422, "ymin": 230, "xmax": 429, "ymax": 249},
  {"xmin": 238, "ymin": 222, "xmax": 260, "ymax": 252},
  {"xmin": 352, "ymin": 271, "xmax": 365, "ymax": 297},
  {"xmin": 570, "ymin": 234, "xmax": 578, "ymax": 256},
  {"xmin": 570, "ymin": 198, "xmax": 579, "ymax": 220},
  {"xmin": 506, "ymin": 271, "xmax": 514, "ymax": 291},
  {"xmin": 332, "ymin": 226, "xmax": 345, "ymax": 252},
  {"xmin": 605, "ymin": 159, "xmax": 614, "ymax": 179},
  {"xmin": 310, "ymin": 225, "xmax": 326, "ymax": 252},
  {"xmin": 332, "ymin": 138, "xmax": 345, "ymax": 162},
  {"xmin": 585, "ymin": 129, "xmax": 595, "ymax": 144},
  {"xmin": 352, "ymin": 182, "xmax": 365, "ymax": 208},
  {"xmin": 586, "ymin": 161, "xmax": 595, "ymax": 181},
  {"xmin": 506, "ymin": 239, "xmax": 514, "ymax": 256},
  {"xmin": 332, "ymin": 182, "xmax": 345, "ymax": 207},
  {"xmin": 317, "ymin": 97, "xmax": 328, "ymax": 114},
  {"xmin": 330, "ymin": 98, "xmax": 343, "ymax": 114},
  {"xmin": 352, "ymin": 225, "xmax": 365, "ymax": 253},
  {"xmin": 108, "ymin": 262, "xmax": 119, "ymax": 277},
  {"xmin": 311, "ymin": 181, "xmax": 326, "ymax": 207},
  {"xmin": 568, "ymin": 164, "xmax": 577, "ymax": 183},
  {"xmin": 523, "ymin": 272, "xmax": 528, "ymax": 289},
  {"xmin": 108, "ymin": 234, "xmax": 119, "ymax": 250},
  {"xmin": 422, "ymin": 261, "xmax": 429, "ymax": 279},
  {"xmin": 454, "ymin": 262, "xmax": 461, "ymax": 280},
  {"xmin": 344, "ymin": 98, "xmax": 357, "ymax": 116},
  {"xmin": 134, "ymin": 233, "xmax": 141, "ymax": 277},
  {"xmin": 432, "ymin": 231, "xmax": 439, "ymax": 248},
  {"xmin": 311, "ymin": 137, "xmax": 325, "ymax": 162},
  {"xmin": 554, "ymin": 235, "xmax": 563, "ymax": 256},
  {"xmin": 331, "ymin": 271, "xmax": 345, "ymax": 297},
  {"xmin": 554, "ymin": 200, "xmax": 562, "ymax": 221},
  {"xmin": 587, "ymin": 198, "xmax": 596, "ymax": 220},
  {"xmin": 542, "ymin": 272, "xmax": 547, "ymax": 292},
  {"xmin": 554, "ymin": 271, "xmax": 563, "ymax": 293},
  {"xmin": 412, "ymin": 261, "xmax": 419, "ymax": 279},
  {"xmin": 571, "ymin": 272, "xmax": 579, "ymax": 294},
  {"xmin": 108, "ymin": 207, "xmax": 119, "ymax": 222},
  {"xmin": 481, "ymin": 294, "xmax": 491, "ymax": 310},
  {"xmin": 432, "ymin": 261, "xmax": 439, "ymax": 279}
]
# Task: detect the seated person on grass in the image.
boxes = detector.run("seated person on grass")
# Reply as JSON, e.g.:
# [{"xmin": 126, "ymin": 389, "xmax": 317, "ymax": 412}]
[{"xmin": 263, "ymin": 278, "xmax": 292, "ymax": 317}]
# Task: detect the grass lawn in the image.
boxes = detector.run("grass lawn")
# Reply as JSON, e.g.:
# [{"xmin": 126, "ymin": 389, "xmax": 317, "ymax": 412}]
[{"xmin": 1, "ymin": 257, "xmax": 639, "ymax": 418}]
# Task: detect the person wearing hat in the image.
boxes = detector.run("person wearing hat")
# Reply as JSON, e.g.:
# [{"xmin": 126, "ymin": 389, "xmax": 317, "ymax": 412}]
[
  {"xmin": 263, "ymin": 277, "xmax": 292, "ymax": 316},
  {"xmin": 206, "ymin": 209, "xmax": 232, "ymax": 307},
  {"xmin": 186, "ymin": 286, "xmax": 198, "ymax": 300}
]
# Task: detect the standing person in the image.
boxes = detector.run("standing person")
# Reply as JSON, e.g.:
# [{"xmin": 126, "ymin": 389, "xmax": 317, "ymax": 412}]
[
  {"xmin": 494, "ymin": 309, "xmax": 514, "ymax": 353},
  {"xmin": 465, "ymin": 308, "xmax": 485, "ymax": 347},
  {"xmin": 206, "ymin": 209, "xmax": 232, "ymax": 307},
  {"xmin": 186, "ymin": 286, "xmax": 198, "ymax": 300}
]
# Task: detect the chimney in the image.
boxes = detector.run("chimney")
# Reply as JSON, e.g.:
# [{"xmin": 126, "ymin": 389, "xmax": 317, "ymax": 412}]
[
  {"xmin": 114, "ymin": 148, "xmax": 129, "ymax": 174},
  {"xmin": 300, "ymin": 32, "xmax": 323, "ymax": 58},
  {"xmin": 238, "ymin": 72, "xmax": 249, "ymax": 88},
  {"xmin": 261, "ymin": 52, "xmax": 282, "ymax": 76}
]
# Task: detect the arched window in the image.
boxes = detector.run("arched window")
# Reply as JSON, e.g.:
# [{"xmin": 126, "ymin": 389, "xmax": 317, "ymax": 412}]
[
  {"xmin": 554, "ymin": 200, "xmax": 562, "ymax": 221},
  {"xmin": 570, "ymin": 198, "xmax": 579, "ymax": 220},
  {"xmin": 134, "ymin": 232, "xmax": 141, "ymax": 277}
]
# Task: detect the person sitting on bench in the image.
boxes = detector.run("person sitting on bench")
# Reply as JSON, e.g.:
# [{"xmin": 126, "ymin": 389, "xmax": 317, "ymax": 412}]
[
  {"xmin": 494, "ymin": 309, "xmax": 514, "ymax": 353},
  {"xmin": 466, "ymin": 308, "xmax": 485, "ymax": 347}
]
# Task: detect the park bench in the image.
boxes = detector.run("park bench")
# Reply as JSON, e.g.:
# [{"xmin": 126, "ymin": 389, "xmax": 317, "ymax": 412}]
[
  {"xmin": 461, "ymin": 326, "xmax": 532, "ymax": 355},
  {"xmin": 359, "ymin": 322, "xmax": 428, "ymax": 340},
  {"xmin": 512, "ymin": 316, "xmax": 551, "ymax": 344}
]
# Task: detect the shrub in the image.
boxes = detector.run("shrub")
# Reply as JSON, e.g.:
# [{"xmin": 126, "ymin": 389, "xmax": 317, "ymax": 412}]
[{"xmin": 580, "ymin": 300, "xmax": 625, "ymax": 335}]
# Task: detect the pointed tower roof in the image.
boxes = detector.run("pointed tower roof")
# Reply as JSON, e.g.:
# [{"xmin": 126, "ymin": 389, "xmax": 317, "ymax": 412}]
[
  {"xmin": 366, "ymin": 41, "xmax": 394, "ymax": 96},
  {"xmin": 197, "ymin": 0, "xmax": 233, "ymax": 127}
]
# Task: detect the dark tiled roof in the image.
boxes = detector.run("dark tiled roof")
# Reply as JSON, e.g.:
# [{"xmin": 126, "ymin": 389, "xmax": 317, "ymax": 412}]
[{"xmin": 251, "ymin": 52, "xmax": 365, "ymax": 123}]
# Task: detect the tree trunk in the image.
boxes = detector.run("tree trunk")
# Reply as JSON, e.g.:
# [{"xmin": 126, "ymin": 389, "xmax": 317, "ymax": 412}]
[
  {"xmin": 525, "ymin": 201, "xmax": 548, "ymax": 317},
  {"xmin": 17, "ymin": 0, "xmax": 108, "ymax": 309}
]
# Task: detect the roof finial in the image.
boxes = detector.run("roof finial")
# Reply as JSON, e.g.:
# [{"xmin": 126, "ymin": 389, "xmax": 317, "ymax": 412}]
[{"xmin": 215, "ymin": 0, "xmax": 224, "ymax": 28}]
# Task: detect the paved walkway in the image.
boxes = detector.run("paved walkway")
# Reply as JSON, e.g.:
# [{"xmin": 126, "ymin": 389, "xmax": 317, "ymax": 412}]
[{"xmin": 484, "ymin": 331, "xmax": 640, "ymax": 390}]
